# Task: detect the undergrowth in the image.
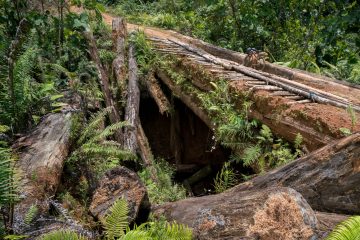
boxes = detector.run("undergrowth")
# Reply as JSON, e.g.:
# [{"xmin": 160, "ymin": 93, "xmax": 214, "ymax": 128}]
[{"xmin": 138, "ymin": 158, "xmax": 186, "ymax": 204}]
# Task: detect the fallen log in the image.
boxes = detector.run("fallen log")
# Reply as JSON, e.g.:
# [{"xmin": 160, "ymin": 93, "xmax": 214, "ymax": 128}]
[
  {"xmin": 123, "ymin": 43, "xmax": 140, "ymax": 153},
  {"xmin": 315, "ymin": 211, "xmax": 349, "ymax": 239},
  {"xmin": 84, "ymin": 30, "xmax": 123, "ymax": 142},
  {"xmin": 153, "ymin": 187, "xmax": 318, "ymax": 240},
  {"xmin": 156, "ymin": 69, "xmax": 213, "ymax": 129},
  {"xmin": 170, "ymin": 104, "xmax": 183, "ymax": 165},
  {"xmin": 112, "ymin": 17, "xmax": 127, "ymax": 102},
  {"xmin": 89, "ymin": 167, "xmax": 150, "ymax": 224},
  {"xmin": 12, "ymin": 112, "xmax": 72, "ymax": 233},
  {"xmin": 137, "ymin": 122, "xmax": 159, "ymax": 183},
  {"xmin": 169, "ymin": 39, "xmax": 360, "ymax": 112},
  {"xmin": 229, "ymin": 133, "xmax": 360, "ymax": 214},
  {"xmin": 145, "ymin": 72, "xmax": 171, "ymax": 115}
]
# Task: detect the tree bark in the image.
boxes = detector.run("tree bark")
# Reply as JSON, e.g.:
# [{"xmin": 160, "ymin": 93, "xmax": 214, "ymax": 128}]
[
  {"xmin": 170, "ymin": 103, "xmax": 183, "ymax": 165},
  {"xmin": 112, "ymin": 18, "xmax": 127, "ymax": 104},
  {"xmin": 123, "ymin": 44, "xmax": 140, "ymax": 153},
  {"xmin": 84, "ymin": 30, "xmax": 123, "ymax": 142},
  {"xmin": 137, "ymin": 121, "xmax": 159, "ymax": 183},
  {"xmin": 156, "ymin": 69, "xmax": 214, "ymax": 129},
  {"xmin": 168, "ymin": 39, "xmax": 360, "ymax": 112},
  {"xmin": 230, "ymin": 133, "xmax": 360, "ymax": 215},
  {"xmin": 153, "ymin": 187, "xmax": 318, "ymax": 240},
  {"xmin": 12, "ymin": 112, "xmax": 73, "ymax": 233},
  {"xmin": 145, "ymin": 72, "xmax": 171, "ymax": 115}
]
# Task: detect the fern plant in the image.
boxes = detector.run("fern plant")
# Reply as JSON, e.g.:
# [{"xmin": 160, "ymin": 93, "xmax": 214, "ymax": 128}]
[
  {"xmin": 102, "ymin": 198, "xmax": 193, "ymax": 240},
  {"xmin": 0, "ymin": 146, "xmax": 18, "ymax": 211},
  {"xmin": 138, "ymin": 158, "xmax": 186, "ymax": 204},
  {"xmin": 325, "ymin": 216, "xmax": 360, "ymax": 240},
  {"xmin": 24, "ymin": 204, "xmax": 38, "ymax": 225},
  {"xmin": 214, "ymin": 162, "xmax": 237, "ymax": 193},
  {"xmin": 38, "ymin": 230, "xmax": 87, "ymax": 240},
  {"xmin": 67, "ymin": 107, "xmax": 135, "ymax": 180},
  {"xmin": 102, "ymin": 199, "xmax": 129, "ymax": 239}
]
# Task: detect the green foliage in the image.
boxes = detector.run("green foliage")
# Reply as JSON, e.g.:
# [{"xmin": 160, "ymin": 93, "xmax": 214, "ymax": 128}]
[
  {"xmin": 110, "ymin": 0, "xmax": 360, "ymax": 84},
  {"xmin": 102, "ymin": 198, "xmax": 192, "ymax": 240},
  {"xmin": 0, "ymin": 147, "xmax": 18, "ymax": 206},
  {"xmin": 67, "ymin": 107, "xmax": 135, "ymax": 181},
  {"xmin": 214, "ymin": 162, "xmax": 237, "ymax": 193},
  {"xmin": 325, "ymin": 216, "xmax": 360, "ymax": 240},
  {"xmin": 347, "ymin": 105, "xmax": 358, "ymax": 130},
  {"xmin": 103, "ymin": 198, "xmax": 129, "ymax": 239},
  {"xmin": 24, "ymin": 204, "xmax": 38, "ymax": 225},
  {"xmin": 241, "ymin": 125, "xmax": 302, "ymax": 173},
  {"xmin": 139, "ymin": 159, "xmax": 186, "ymax": 204},
  {"xmin": 340, "ymin": 127, "xmax": 352, "ymax": 137},
  {"xmin": 38, "ymin": 230, "xmax": 87, "ymax": 240}
]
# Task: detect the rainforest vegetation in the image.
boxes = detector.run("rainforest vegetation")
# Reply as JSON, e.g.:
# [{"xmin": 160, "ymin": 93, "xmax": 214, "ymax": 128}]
[{"xmin": 0, "ymin": 0, "xmax": 359, "ymax": 239}]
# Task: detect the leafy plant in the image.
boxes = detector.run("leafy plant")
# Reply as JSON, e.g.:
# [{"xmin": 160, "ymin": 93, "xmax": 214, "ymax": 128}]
[
  {"xmin": 24, "ymin": 204, "xmax": 38, "ymax": 225},
  {"xmin": 214, "ymin": 162, "xmax": 237, "ymax": 193},
  {"xmin": 241, "ymin": 125, "xmax": 301, "ymax": 173},
  {"xmin": 38, "ymin": 230, "xmax": 87, "ymax": 240},
  {"xmin": 325, "ymin": 216, "xmax": 360, "ymax": 240},
  {"xmin": 102, "ymin": 198, "xmax": 129, "ymax": 239},
  {"xmin": 138, "ymin": 159, "xmax": 186, "ymax": 204},
  {"xmin": 0, "ymin": 146, "xmax": 18, "ymax": 232},
  {"xmin": 102, "ymin": 198, "xmax": 192, "ymax": 240},
  {"xmin": 67, "ymin": 108, "xmax": 135, "ymax": 181}
]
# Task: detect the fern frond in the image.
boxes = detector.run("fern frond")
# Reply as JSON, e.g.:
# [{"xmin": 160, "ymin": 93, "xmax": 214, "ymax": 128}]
[
  {"xmin": 88, "ymin": 121, "xmax": 129, "ymax": 143},
  {"xmin": 24, "ymin": 204, "xmax": 38, "ymax": 225},
  {"xmin": 121, "ymin": 230, "xmax": 151, "ymax": 240},
  {"xmin": 147, "ymin": 221, "xmax": 193, "ymax": 240},
  {"xmin": 0, "ymin": 147, "xmax": 18, "ymax": 205},
  {"xmin": 102, "ymin": 198, "xmax": 129, "ymax": 240},
  {"xmin": 81, "ymin": 143, "xmax": 135, "ymax": 160},
  {"xmin": 38, "ymin": 230, "xmax": 87, "ymax": 240},
  {"xmin": 214, "ymin": 162, "xmax": 237, "ymax": 193},
  {"xmin": 294, "ymin": 133, "xmax": 303, "ymax": 149},
  {"xmin": 77, "ymin": 107, "xmax": 112, "ymax": 144},
  {"xmin": 242, "ymin": 144, "xmax": 262, "ymax": 167},
  {"xmin": 325, "ymin": 216, "xmax": 360, "ymax": 240}
]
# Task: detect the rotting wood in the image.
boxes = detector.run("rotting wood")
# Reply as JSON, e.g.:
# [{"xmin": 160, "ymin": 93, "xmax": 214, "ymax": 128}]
[
  {"xmin": 84, "ymin": 30, "xmax": 123, "ymax": 142},
  {"xmin": 137, "ymin": 121, "xmax": 159, "ymax": 183},
  {"xmin": 124, "ymin": 43, "xmax": 140, "ymax": 153},
  {"xmin": 170, "ymin": 103, "xmax": 183, "ymax": 166},
  {"xmin": 153, "ymin": 187, "xmax": 318, "ymax": 239},
  {"xmin": 156, "ymin": 69, "xmax": 214, "ymax": 129},
  {"xmin": 168, "ymin": 39, "xmax": 360, "ymax": 112},
  {"xmin": 182, "ymin": 165, "xmax": 212, "ymax": 196},
  {"xmin": 12, "ymin": 112, "xmax": 73, "ymax": 234},
  {"xmin": 145, "ymin": 72, "xmax": 171, "ymax": 115},
  {"xmin": 112, "ymin": 17, "xmax": 127, "ymax": 102},
  {"xmin": 229, "ymin": 133, "xmax": 360, "ymax": 214}
]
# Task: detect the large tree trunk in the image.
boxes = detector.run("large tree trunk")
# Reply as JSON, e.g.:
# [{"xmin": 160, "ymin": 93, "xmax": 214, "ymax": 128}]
[
  {"xmin": 12, "ymin": 112, "xmax": 73, "ymax": 233},
  {"xmin": 84, "ymin": 30, "xmax": 123, "ymax": 142},
  {"xmin": 123, "ymin": 43, "xmax": 140, "ymax": 152},
  {"xmin": 153, "ymin": 187, "xmax": 318, "ymax": 240},
  {"xmin": 112, "ymin": 18, "xmax": 127, "ymax": 106},
  {"xmin": 230, "ymin": 133, "xmax": 360, "ymax": 214}
]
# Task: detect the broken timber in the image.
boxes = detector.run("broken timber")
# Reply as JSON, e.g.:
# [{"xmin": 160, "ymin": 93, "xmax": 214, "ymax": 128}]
[
  {"xmin": 229, "ymin": 133, "xmax": 360, "ymax": 214},
  {"xmin": 145, "ymin": 72, "xmax": 171, "ymax": 115},
  {"xmin": 112, "ymin": 17, "xmax": 127, "ymax": 101},
  {"xmin": 84, "ymin": 30, "xmax": 123, "ymax": 142},
  {"xmin": 123, "ymin": 41, "xmax": 158, "ymax": 183}
]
